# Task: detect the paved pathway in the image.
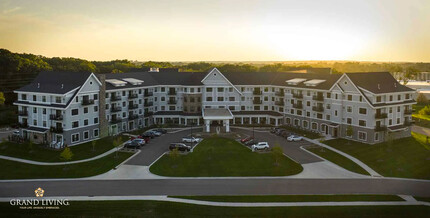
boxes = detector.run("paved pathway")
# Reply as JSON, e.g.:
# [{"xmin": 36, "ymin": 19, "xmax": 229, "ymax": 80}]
[{"xmin": 412, "ymin": 125, "xmax": 430, "ymax": 136}]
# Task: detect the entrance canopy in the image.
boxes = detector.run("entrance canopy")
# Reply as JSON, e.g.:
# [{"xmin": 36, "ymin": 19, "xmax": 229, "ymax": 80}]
[{"xmin": 202, "ymin": 108, "xmax": 233, "ymax": 120}]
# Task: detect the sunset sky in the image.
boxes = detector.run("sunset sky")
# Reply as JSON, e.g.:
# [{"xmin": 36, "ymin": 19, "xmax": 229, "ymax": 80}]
[{"xmin": 1, "ymin": 0, "xmax": 429, "ymax": 62}]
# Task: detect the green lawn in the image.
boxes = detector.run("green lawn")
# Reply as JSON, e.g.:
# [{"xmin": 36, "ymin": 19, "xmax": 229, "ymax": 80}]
[
  {"xmin": 0, "ymin": 135, "xmax": 129, "ymax": 162},
  {"xmin": 1, "ymin": 201, "xmax": 428, "ymax": 218},
  {"xmin": 323, "ymin": 132, "xmax": 430, "ymax": 179},
  {"xmin": 170, "ymin": 195, "xmax": 403, "ymax": 202},
  {"xmin": 305, "ymin": 145, "xmax": 370, "ymax": 175},
  {"xmin": 414, "ymin": 197, "xmax": 430, "ymax": 203},
  {"xmin": 150, "ymin": 137, "xmax": 303, "ymax": 177},
  {"xmin": 0, "ymin": 151, "xmax": 133, "ymax": 179}
]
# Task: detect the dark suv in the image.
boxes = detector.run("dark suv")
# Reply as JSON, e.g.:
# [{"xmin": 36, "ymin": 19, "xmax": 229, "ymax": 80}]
[
  {"xmin": 124, "ymin": 140, "xmax": 141, "ymax": 149},
  {"xmin": 169, "ymin": 143, "xmax": 191, "ymax": 152}
]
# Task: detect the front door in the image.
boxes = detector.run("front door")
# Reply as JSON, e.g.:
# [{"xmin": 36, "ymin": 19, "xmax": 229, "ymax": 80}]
[{"xmin": 333, "ymin": 128, "xmax": 338, "ymax": 137}]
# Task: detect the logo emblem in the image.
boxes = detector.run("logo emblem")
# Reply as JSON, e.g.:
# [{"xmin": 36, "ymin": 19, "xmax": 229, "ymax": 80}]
[{"xmin": 34, "ymin": 187, "xmax": 44, "ymax": 197}]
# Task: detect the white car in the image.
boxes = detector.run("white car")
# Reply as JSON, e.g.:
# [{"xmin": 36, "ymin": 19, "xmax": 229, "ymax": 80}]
[
  {"xmin": 182, "ymin": 137, "xmax": 202, "ymax": 143},
  {"xmin": 287, "ymin": 135, "xmax": 303, "ymax": 142},
  {"xmin": 252, "ymin": 142, "xmax": 269, "ymax": 151}
]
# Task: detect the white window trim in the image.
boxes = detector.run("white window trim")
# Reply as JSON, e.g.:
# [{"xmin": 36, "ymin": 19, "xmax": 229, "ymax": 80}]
[
  {"xmin": 83, "ymin": 130, "xmax": 89, "ymax": 140},
  {"xmin": 358, "ymin": 131, "xmax": 367, "ymax": 141},
  {"xmin": 93, "ymin": 128, "xmax": 99, "ymax": 138},
  {"xmin": 71, "ymin": 133, "xmax": 80, "ymax": 143}
]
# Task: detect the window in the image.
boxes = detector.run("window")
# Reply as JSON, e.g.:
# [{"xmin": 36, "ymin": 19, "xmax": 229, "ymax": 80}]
[
  {"xmin": 229, "ymin": 97, "xmax": 235, "ymax": 101},
  {"xmin": 397, "ymin": 106, "xmax": 400, "ymax": 112},
  {"xmin": 43, "ymin": 121, "xmax": 46, "ymax": 127},
  {"xmin": 94, "ymin": 106, "xmax": 98, "ymax": 112},
  {"xmin": 217, "ymin": 97, "xmax": 224, "ymax": 101},
  {"xmin": 33, "ymin": 108, "xmax": 37, "ymax": 113},
  {"xmin": 72, "ymin": 133, "xmax": 79, "ymax": 143},
  {"xmin": 375, "ymin": 132, "xmax": 379, "ymax": 141},
  {"xmin": 94, "ymin": 94, "xmax": 98, "ymax": 100},
  {"xmin": 389, "ymin": 95, "xmax": 393, "ymax": 101},
  {"xmin": 42, "ymin": 96, "xmax": 46, "ymax": 102},
  {"xmin": 33, "ymin": 95, "xmax": 36, "ymax": 101},
  {"xmin": 347, "ymin": 106, "xmax": 352, "ymax": 113},
  {"xmin": 327, "ymin": 93, "xmax": 331, "ymax": 98},
  {"xmin": 398, "ymin": 95, "xmax": 401, "ymax": 101},
  {"xmin": 122, "ymin": 91, "xmax": 126, "ymax": 96},
  {"xmin": 83, "ymin": 131, "xmax": 89, "ymax": 140},
  {"xmin": 358, "ymin": 131, "xmax": 367, "ymax": 141},
  {"xmin": 33, "ymin": 120, "xmax": 37, "ymax": 125},
  {"xmin": 22, "ymin": 94, "xmax": 27, "ymax": 100},
  {"xmin": 72, "ymin": 109, "xmax": 78, "ymax": 116},
  {"xmin": 72, "ymin": 121, "xmax": 79, "ymax": 128},
  {"xmin": 307, "ymin": 101, "xmax": 310, "ymax": 107},
  {"xmin": 359, "ymin": 96, "xmax": 363, "ymax": 102},
  {"xmin": 229, "ymin": 106, "xmax": 235, "ymax": 111},
  {"xmin": 347, "ymin": 118, "xmax": 352, "ymax": 124},
  {"xmin": 312, "ymin": 122, "xmax": 318, "ymax": 130},
  {"xmin": 359, "ymin": 108, "xmax": 367, "ymax": 115},
  {"xmin": 206, "ymin": 87, "xmax": 213, "ymax": 92},
  {"xmin": 326, "ymin": 114, "xmax": 330, "ymax": 120},
  {"xmin": 94, "ymin": 129, "xmax": 99, "ymax": 137},
  {"xmin": 43, "ymin": 108, "xmax": 46, "ymax": 114},
  {"xmin": 217, "ymin": 87, "xmax": 224, "ymax": 92},
  {"xmin": 359, "ymin": 120, "xmax": 366, "ymax": 127},
  {"xmin": 335, "ymin": 110, "xmax": 338, "ymax": 116},
  {"xmin": 206, "ymin": 97, "xmax": 213, "ymax": 101},
  {"xmin": 94, "ymin": 117, "xmax": 99, "ymax": 124},
  {"xmin": 229, "ymin": 88, "xmax": 233, "ymax": 92},
  {"xmin": 84, "ymin": 119, "xmax": 88, "ymax": 126},
  {"xmin": 348, "ymin": 95, "xmax": 352, "ymax": 101},
  {"xmin": 303, "ymin": 120, "xmax": 308, "ymax": 128},
  {"xmin": 376, "ymin": 96, "xmax": 382, "ymax": 102},
  {"xmin": 75, "ymin": 96, "xmax": 79, "ymax": 102},
  {"xmin": 84, "ymin": 107, "xmax": 88, "ymax": 114}
]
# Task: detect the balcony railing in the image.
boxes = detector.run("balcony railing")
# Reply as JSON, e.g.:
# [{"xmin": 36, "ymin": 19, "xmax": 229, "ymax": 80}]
[
  {"xmin": 144, "ymin": 111, "xmax": 154, "ymax": 117},
  {"xmin": 312, "ymin": 95, "xmax": 324, "ymax": 101},
  {"xmin": 168, "ymin": 90, "xmax": 177, "ymax": 95},
  {"xmin": 293, "ymin": 103, "xmax": 303, "ymax": 109},
  {"xmin": 110, "ymin": 117, "xmax": 122, "ymax": 124},
  {"xmin": 312, "ymin": 106, "xmax": 324, "ymax": 112},
  {"xmin": 50, "ymin": 114, "xmax": 63, "ymax": 120},
  {"xmin": 253, "ymin": 90, "xmax": 262, "ymax": 95},
  {"xmin": 144, "ymin": 102, "xmax": 153, "ymax": 107},
  {"xmin": 253, "ymin": 99, "xmax": 262, "ymax": 104},
  {"xmin": 144, "ymin": 92, "xmax": 153, "ymax": 97},
  {"xmin": 110, "ymin": 95, "xmax": 121, "ymax": 101},
  {"xmin": 129, "ymin": 93, "xmax": 138, "ymax": 99},
  {"xmin": 82, "ymin": 99, "xmax": 95, "ymax": 105},
  {"xmin": 128, "ymin": 114, "xmax": 138, "ymax": 120},
  {"xmin": 375, "ymin": 112, "xmax": 388, "ymax": 119},
  {"xmin": 374, "ymin": 125, "xmax": 387, "ymax": 132},
  {"xmin": 292, "ymin": 93, "xmax": 303, "ymax": 99},
  {"xmin": 168, "ymin": 100, "xmax": 177, "ymax": 104},
  {"xmin": 50, "ymin": 126, "xmax": 63, "ymax": 133},
  {"xmin": 275, "ymin": 91, "xmax": 284, "ymax": 97},
  {"xmin": 18, "ymin": 111, "xmax": 28, "ymax": 116},
  {"xmin": 111, "ymin": 106, "xmax": 122, "ymax": 112},
  {"xmin": 275, "ymin": 101, "xmax": 284, "ymax": 106},
  {"xmin": 404, "ymin": 109, "xmax": 413, "ymax": 115},
  {"xmin": 128, "ymin": 104, "xmax": 138, "ymax": 110}
]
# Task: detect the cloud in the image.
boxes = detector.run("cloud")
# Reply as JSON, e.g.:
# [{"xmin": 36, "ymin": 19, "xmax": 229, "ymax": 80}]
[{"xmin": 3, "ymin": 6, "xmax": 21, "ymax": 14}]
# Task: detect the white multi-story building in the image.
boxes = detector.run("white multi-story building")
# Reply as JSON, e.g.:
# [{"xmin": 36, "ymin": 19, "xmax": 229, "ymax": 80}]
[{"xmin": 14, "ymin": 68, "xmax": 416, "ymax": 146}]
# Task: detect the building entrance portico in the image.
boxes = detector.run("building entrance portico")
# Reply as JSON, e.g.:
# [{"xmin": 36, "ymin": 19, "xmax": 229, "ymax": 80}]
[{"xmin": 202, "ymin": 108, "xmax": 234, "ymax": 133}]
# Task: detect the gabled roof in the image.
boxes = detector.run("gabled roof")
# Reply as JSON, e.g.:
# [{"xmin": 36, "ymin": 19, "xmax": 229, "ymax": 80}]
[
  {"xmin": 16, "ymin": 71, "xmax": 92, "ymax": 94},
  {"xmin": 346, "ymin": 72, "xmax": 414, "ymax": 94}
]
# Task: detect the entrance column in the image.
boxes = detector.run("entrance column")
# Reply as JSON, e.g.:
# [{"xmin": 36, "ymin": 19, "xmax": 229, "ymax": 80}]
[
  {"xmin": 205, "ymin": 119, "xmax": 210, "ymax": 132},
  {"xmin": 275, "ymin": 118, "xmax": 278, "ymax": 126},
  {"xmin": 224, "ymin": 119, "xmax": 230, "ymax": 132}
]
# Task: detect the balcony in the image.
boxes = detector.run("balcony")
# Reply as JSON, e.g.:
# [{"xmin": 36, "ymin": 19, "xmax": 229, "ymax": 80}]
[
  {"xmin": 110, "ymin": 106, "xmax": 122, "ymax": 112},
  {"xmin": 128, "ymin": 114, "xmax": 138, "ymax": 120},
  {"xmin": 275, "ymin": 101, "xmax": 284, "ymax": 106},
  {"xmin": 18, "ymin": 111, "xmax": 28, "ymax": 116},
  {"xmin": 144, "ymin": 111, "xmax": 154, "ymax": 117},
  {"xmin": 253, "ymin": 99, "xmax": 262, "ymax": 104},
  {"xmin": 50, "ymin": 114, "xmax": 63, "ymax": 120},
  {"xmin": 18, "ymin": 122, "xmax": 28, "ymax": 128},
  {"xmin": 312, "ymin": 94, "xmax": 324, "ymax": 101},
  {"xmin": 110, "ymin": 117, "xmax": 122, "ymax": 124},
  {"xmin": 293, "ymin": 103, "xmax": 303, "ymax": 109},
  {"xmin": 292, "ymin": 93, "xmax": 303, "ymax": 99},
  {"xmin": 82, "ymin": 99, "xmax": 95, "ymax": 106},
  {"xmin": 312, "ymin": 105, "xmax": 324, "ymax": 112},
  {"xmin": 168, "ymin": 100, "xmax": 177, "ymax": 104},
  {"xmin": 374, "ymin": 125, "xmax": 387, "ymax": 132},
  {"xmin": 128, "ymin": 104, "xmax": 138, "ymax": 110},
  {"xmin": 275, "ymin": 91, "xmax": 284, "ymax": 97},
  {"xmin": 110, "ymin": 95, "xmax": 121, "ymax": 101},
  {"xmin": 168, "ymin": 90, "xmax": 177, "ymax": 95},
  {"xmin": 144, "ymin": 92, "xmax": 153, "ymax": 97},
  {"xmin": 253, "ymin": 90, "xmax": 262, "ymax": 95},
  {"xmin": 144, "ymin": 101, "xmax": 153, "ymax": 107},
  {"xmin": 375, "ymin": 112, "xmax": 388, "ymax": 119},
  {"xmin": 50, "ymin": 126, "xmax": 63, "ymax": 133},
  {"xmin": 404, "ymin": 109, "xmax": 413, "ymax": 115},
  {"xmin": 129, "ymin": 93, "xmax": 138, "ymax": 99}
]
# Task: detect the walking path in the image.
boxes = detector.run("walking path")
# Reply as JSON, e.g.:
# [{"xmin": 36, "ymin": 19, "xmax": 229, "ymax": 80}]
[
  {"xmin": 1, "ymin": 195, "xmax": 428, "ymax": 207},
  {"xmin": 305, "ymin": 138, "xmax": 382, "ymax": 177}
]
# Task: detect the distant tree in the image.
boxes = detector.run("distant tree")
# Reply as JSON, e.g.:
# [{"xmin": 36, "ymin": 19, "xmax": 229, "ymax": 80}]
[
  {"xmin": 0, "ymin": 92, "xmax": 5, "ymax": 105},
  {"xmin": 416, "ymin": 93, "xmax": 428, "ymax": 105},
  {"xmin": 402, "ymin": 67, "xmax": 419, "ymax": 85},
  {"xmin": 271, "ymin": 145, "xmax": 283, "ymax": 166},
  {"xmin": 111, "ymin": 69, "xmax": 123, "ymax": 74},
  {"xmin": 142, "ymin": 61, "xmax": 174, "ymax": 68},
  {"xmin": 419, "ymin": 106, "xmax": 430, "ymax": 116}
]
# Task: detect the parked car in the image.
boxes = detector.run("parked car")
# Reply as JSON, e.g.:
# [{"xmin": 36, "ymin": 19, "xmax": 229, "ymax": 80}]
[
  {"xmin": 137, "ymin": 135, "xmax": 150, "ymax": 143},
  {"xmin": 153, "ymin": 128, "xmax": 167, "ymax": 134},
  {"xmin": 270, "ymin": 127, "xmax": 280, "ymax": 134},
  {"xmin": 12, "ymin": 130, "xmax": 20, "ymax": 136},
  {"xmin": 141, "ymin": 132, "xmax": 154, "ymax": 139},
  {"xmin": 244, "ymin": 139, "xmax": 257, "ymax": 146},
  {"xmin": 281, "ymin": 131, "xmax": 292, "ymax": 138},
  {"xmin": 146, "ymin": 130, "xmax": 162, "ymax": 136},
  {"xmin": 240, "ymin": 136, "xmax": 254, "ymax": 143},
  {"xmin": 169, "ymin": 143, "xmax": 191, "ymax": 152},
  {"xmin": 252, "ymin": 142, "xmax": 270, "ymax": 151},
  {"xmin": 275, "ymin": 129, "xmax": 285, "ymax": 136},
  {"xmin": 124, "ymin": 140, "xmax": 141, "ymax": 149},
  {"xmin": 182, "ymin": 136, "xmax": 202, "ymax": 143},
  {"xmin": 287, "ymin": 135, "xmax": 303, "ymax": 142},
  {"xmin": 132, "ymin": 138, "xmax": 145, "ymax": 146}
]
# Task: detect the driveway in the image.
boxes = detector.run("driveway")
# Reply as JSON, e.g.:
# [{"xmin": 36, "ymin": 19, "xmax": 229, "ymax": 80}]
[
  {"xmin": 125, "ymin": 129, "xmax": 197, "ymax": 166},
  {"xmin": 231, "ymin": 127, "xmax": 323, "ymax": 164}
]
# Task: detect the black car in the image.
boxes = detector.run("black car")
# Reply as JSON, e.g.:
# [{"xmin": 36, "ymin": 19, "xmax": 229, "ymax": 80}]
[
  {"xmin": 124, "ymin": 140, "xmax": 141, "ymax": 149},
  {"xmin": 169, "ymin": 143, "xmax": 191, "ymax": 152},
  {"xmin": 141, "ymin": 132, "xmax": 155, "ymax": 139},
  {"xmin": 153, "ymin": 128, "xmax": 167, "ymax": 134}
]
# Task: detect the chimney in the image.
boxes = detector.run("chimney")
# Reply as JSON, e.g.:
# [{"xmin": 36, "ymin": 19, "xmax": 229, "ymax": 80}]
[{"xmin": 377, "ymin": 84, "xmax": 380, "ymax": 90}]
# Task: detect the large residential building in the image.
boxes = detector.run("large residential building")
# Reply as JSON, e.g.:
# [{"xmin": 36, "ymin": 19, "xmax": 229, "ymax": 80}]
[{"xmin": 14, "ymin": 68, "xmax": 415, "ymax": 146}]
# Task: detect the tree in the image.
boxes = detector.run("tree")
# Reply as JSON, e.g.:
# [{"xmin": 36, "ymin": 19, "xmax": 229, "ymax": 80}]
[
  {"xmin": 346, "ymin": 125, "xmax": 353, "ymax": 138},
  {"xmin": 419, "ymin": 105, "xmax": 430, "ymax": 116},
  {"xmin": 112, "ymin": 137, "xmax": 123, "ymax": 158},
  {"xmin": 169, "ymin": 148, "xmax": 180, "ymax": 161},
  {"xmin": 416, "ymin": 93, "xmax": 428, "ymax": 105},
  {"xmin": 91, "ymin": 140, "xmax": 96, "ymax": 152},
  {"xmin": 60, "ymin": 147, "xmax": 74, "ymax": 170},
  {"xmin": 271, "ymin": 145, "xmax": 283, "ymax": 166},
  {"xmin": 0, "ymin": 92, "xmax": 5, "ymax": 105}
]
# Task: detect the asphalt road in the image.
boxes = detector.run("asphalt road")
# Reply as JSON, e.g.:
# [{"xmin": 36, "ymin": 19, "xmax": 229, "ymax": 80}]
[
  {"xmin": 1, "ymin": 178, "xmax": 430, "ymax": 198},
  {"xmin": 232, "ymin": 127, "xmax": 322, "ymax": 164}
]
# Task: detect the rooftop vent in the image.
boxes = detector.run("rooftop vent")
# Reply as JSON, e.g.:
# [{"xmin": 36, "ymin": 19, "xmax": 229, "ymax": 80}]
[
  {"xmin": 106, "ymin": 79, "xmax": 127, "ymax": 87},
  {"xmin": 286, "ymin": 78, "xmax": 307, "ymax": 85},
  {"xmin": 122, "ymin": 78, "xmax": 143, "ymax": 86},
  {"xmin": 149, "ymin": 67, "xmax": 159, "ymax": 72},
  {"xmin": 377, "ymin": 84, "xmax": 380, "ymax": 90},
  {"xmin": 37, "ymin": 83, "xmax": 40, "ymax": 88},
  {"xmin": 304, "ymin": 79, "xmax": 326, "ymax": 87}
]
